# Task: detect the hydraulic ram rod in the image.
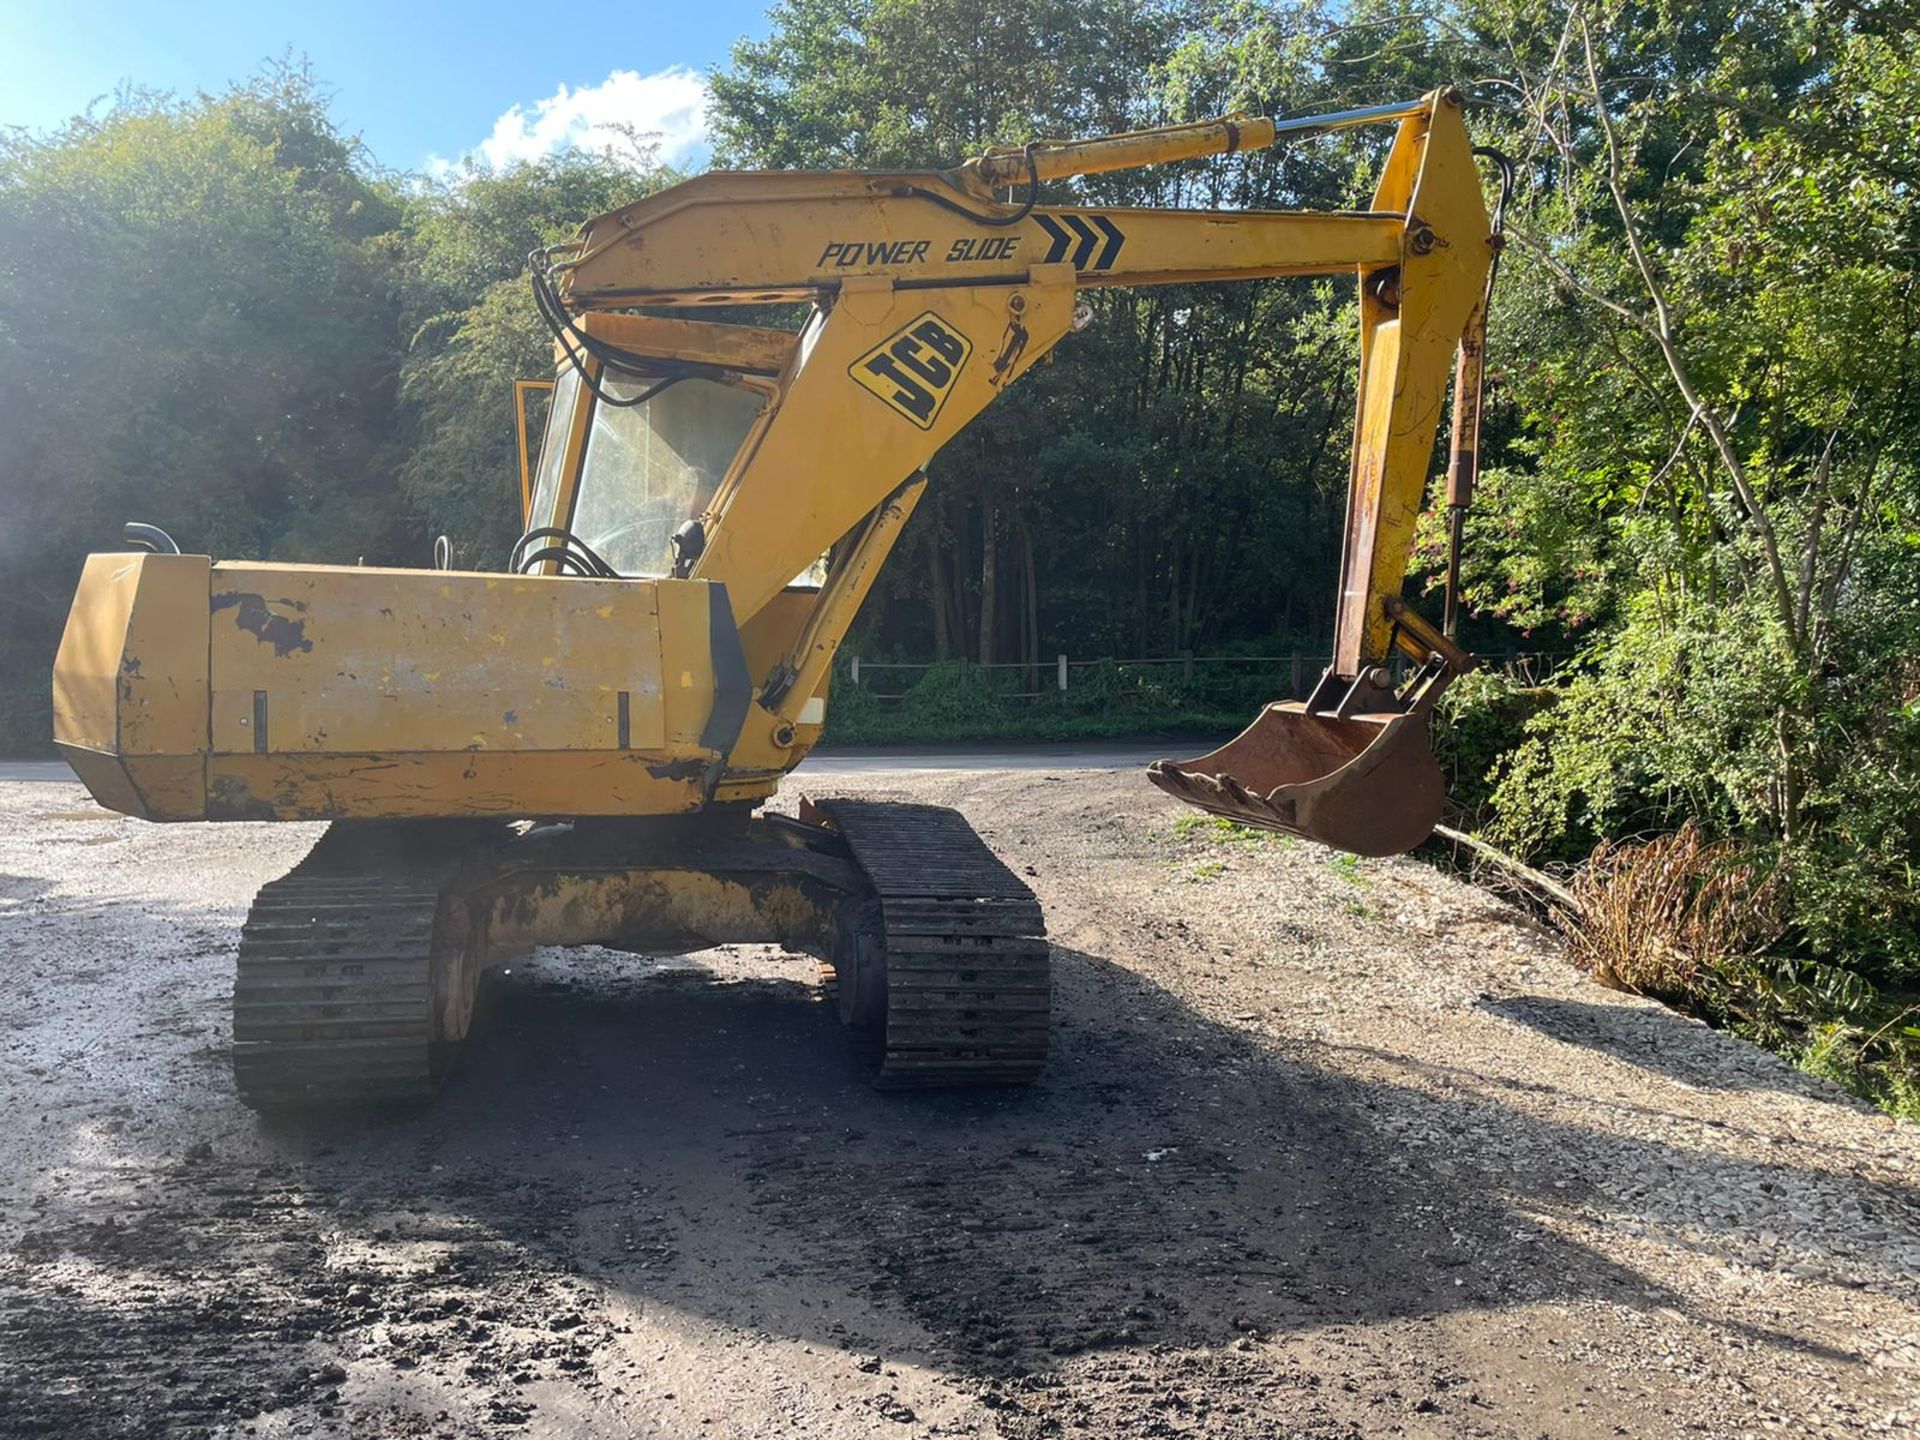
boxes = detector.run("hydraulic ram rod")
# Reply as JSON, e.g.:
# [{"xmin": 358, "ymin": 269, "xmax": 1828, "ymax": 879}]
[{"xmin": 966, "ymin": 97, "xmax": 1433, "ymax": 190}]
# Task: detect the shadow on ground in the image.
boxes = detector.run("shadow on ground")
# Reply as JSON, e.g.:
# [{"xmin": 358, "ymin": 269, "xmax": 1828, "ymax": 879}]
[
  {"xmin": 1481, "ymin": 992, "xmax": 1811, "ymax": 1096},
  {"xmin": 3, "ymin": 935, "xmax": 1895, "ymax": 1436},
  {"xmin": 298, "ymin": 944, "xmax": 1749, "ymax": 1362}
]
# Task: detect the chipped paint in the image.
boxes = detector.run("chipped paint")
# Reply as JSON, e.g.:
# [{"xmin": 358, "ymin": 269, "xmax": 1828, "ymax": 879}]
[
  {"xmin": 210, "ymin": 592, "xmax": 313, "ymax": 657},
  {"xmin": 644, "ymin": 758, "xmax": 707, "ymax": 782}
]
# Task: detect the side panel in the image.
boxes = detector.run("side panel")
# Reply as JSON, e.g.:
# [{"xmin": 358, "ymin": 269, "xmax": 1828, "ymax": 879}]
[
  {"xmin": 52, "ymin": 552, "xmax": 210, "ymax": 819},
  {"xmin": 207, "ymin": 564, "xmax": 667, "ymax": 756},
  {"xmin": 205, "ymin": 751, "xmax": 713, "ymax": 821},
  {"xmin": 654, "ymin": 577, "xmax": 725, "ymax": 748},
  {"xmin": 52, "ymin": 556, "xmax": 788, "ymax": 821}
]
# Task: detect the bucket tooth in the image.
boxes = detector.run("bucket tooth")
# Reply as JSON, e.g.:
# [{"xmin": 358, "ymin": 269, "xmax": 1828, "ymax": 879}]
[{"xmin": 1147, "ymin": 702, "xmax": 1445, "ymax": 858}]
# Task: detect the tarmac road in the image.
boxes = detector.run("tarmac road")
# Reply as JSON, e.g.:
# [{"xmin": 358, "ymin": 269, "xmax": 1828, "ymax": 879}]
[{"xmin": 1, "ymin": 766, "xmax": 1916, "ymax": 1438}]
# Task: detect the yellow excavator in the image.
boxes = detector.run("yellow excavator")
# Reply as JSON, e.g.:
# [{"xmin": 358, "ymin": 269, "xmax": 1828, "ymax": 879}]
[{"xmin": 51, "ymin": 90, "xmax": 1500, "ymax": 1107}]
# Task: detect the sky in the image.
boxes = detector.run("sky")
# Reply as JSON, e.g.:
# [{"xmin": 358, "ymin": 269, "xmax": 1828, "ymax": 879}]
[{"xmin": 0, "ymin": 0, "xmax": 774, "ymax": 173}]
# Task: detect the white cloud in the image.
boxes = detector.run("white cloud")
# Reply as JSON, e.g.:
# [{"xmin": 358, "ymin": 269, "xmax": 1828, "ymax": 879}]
[{"xmin": 432, "ymin": 67, "xmax": 712, "ymax": 176}]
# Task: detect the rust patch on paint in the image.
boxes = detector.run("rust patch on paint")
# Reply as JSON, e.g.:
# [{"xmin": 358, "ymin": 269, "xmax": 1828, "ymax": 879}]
[{"xmin": 211, "ymin": 592, "xmax": 314, "ymax": 657}]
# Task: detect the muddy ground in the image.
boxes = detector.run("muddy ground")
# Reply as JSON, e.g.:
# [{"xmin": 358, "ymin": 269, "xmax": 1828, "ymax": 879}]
[{"xmin": 2, "ymin": 767, "xmax": 1917, "ymax": 1439}]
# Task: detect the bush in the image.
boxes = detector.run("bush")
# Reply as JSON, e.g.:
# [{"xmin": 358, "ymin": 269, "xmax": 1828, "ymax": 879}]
[
  {"xmin": 1441, "ymin": 582, "xmax": 1920, "ymax": 1119},
  {"xmin": 821, "ymin": 657, "xmax": 1272, "ymax": 745},
  {"xmin": 1566, "ymin": 823, "xmax": 1782, "ymax": 1002},
  {"xmin": 1432, "ymin": 669, "xmax": 1556, "ymax": 827},
  {"xmin": 0, "ymin": 679, "xmax": 49, "ymax": 757}
]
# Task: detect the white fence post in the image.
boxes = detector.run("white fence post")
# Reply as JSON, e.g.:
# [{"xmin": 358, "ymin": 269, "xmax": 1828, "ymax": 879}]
[{"xmin": 1057, "ymin": 653, "xmax": 1068, "ymax": 692}]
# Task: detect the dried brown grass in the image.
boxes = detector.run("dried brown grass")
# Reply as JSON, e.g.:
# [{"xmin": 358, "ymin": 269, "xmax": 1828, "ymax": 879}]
[{"xmin": 1567, "ymin": 823, "xmax": 1782, "ymax": 1000}]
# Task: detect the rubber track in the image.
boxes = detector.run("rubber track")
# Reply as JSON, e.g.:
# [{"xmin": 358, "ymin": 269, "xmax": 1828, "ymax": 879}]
[
  {"xmin": 231, "ymin": 857, "xmax": 447, "ymax": 1110},
  {"xmin": 821, "ymin": 801, "xmax": 1050, "ymax": 1088}
]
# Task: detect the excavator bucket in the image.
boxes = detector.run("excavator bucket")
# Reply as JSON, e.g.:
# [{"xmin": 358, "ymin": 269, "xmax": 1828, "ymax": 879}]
[{"xmin": 1146, "ymin": 702, "xmax": 1446, "ymax": 858}]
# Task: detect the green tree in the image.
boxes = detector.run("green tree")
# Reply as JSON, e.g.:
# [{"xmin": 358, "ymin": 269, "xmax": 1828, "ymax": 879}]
[
  {"xmin": 391, "ymin": 148, "xmax": 678, "ymax": 567},
  {"xmin": 0, "ymin": 65, "xmax": 409, "ymax": 747},
  {"xmin": 707, "ymin": 0, "xmax": 1388, "ymax": 664},
  {"xmin": 1412, "ymin": 0, "xmax": 1920, "ymax": 1096}
]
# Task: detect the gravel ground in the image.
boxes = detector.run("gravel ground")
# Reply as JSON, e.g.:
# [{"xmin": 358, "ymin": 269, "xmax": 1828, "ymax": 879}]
[{"xmin": 1, "ymin": 768, "xmax": 1916, "ymax": 1439}]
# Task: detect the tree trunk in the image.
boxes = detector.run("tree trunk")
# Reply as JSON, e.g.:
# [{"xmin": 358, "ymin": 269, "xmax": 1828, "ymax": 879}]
[
  {"xmin": 1185, "ymin": 542, "xmax": 1205, "ymax": 651},
  {"xmin": 1022, "ymin": 521, "xmax": 1039, "ymax": 690},
  {"xmin": 1776, "ymin": 705, "xmax": 1802, "ymax": 845},
  {"xmin": 928, "ymin": 525, "xmax": 951, "ymax": 661},
  {"xmin": 949, "ymin": 498, "xmax": 972, "ymax": 661},
  {"xmin": 977, "ymin": 499, "xmax": 998, "ymax": 666},
  {"xmin": 1133, "ymin": 528, "xmax": 1149, "ymax": 657},
  {"xmin": 1168, "ymin": 544, "xmax": 1182, "ymax": 653}
]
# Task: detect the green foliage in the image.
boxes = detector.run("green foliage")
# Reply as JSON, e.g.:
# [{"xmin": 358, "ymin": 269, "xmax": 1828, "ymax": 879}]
[
  {"xmin": 711, "ymin": 0, "xmax": 1387, "ymax": 663},
  {"xmin": 1432, "ymin": 0, "xmax": 1920, "ymax": 1115},
  {"xmin": 1168, "ymin": 814, "xmax": 1291, "ymax": 849},
  {"xmin": 1484, "ymin": 601, "xmax": 1787, "ymax": 860},
  {"xmin": 1156, "ymin": 812, "xmax": 1291, "ymax": 886},
  {"xmin": 711, "ymin": 0, "xmax": 1172, "ymax": 171},
  {"xmin": 1432, "ymin": 669, "xmax": 1556, "ymax": 825},
  {"xmin": 1325, "ymin": 852, "xmax": 1367, "ymax": 882},
  {"xmin": 0, "ymin": 68, "xmax": 671, "ymax": 749},
  {"xmin": 822, "ymin": 658, "xmax": 1259, "ymax": 743},
  {"xmin": 0, "ymin": 64, "xmax": 411, "ymax": 749},
  {"xmin": 392, "ymin": 150, "xmax": 677, "ymax": 568},
  {"xmin": 1796, "ymin": 1020, "xmax": 1920, "ymax": 1125}
]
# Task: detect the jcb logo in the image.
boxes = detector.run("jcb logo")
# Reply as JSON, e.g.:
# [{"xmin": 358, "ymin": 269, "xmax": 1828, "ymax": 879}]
[{"xmin": 850, "ymin": 313, "xmax": 972, "ymax": 430}]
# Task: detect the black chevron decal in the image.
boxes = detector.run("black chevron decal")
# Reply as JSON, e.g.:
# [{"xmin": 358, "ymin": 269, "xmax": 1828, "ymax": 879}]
[
  {"xmin": 1034, "ymin": 214, "xmax": 1071, "ymax": 264},
  {"xmin": 1090, "ymin": 214, "xmax": 1126, "ymax": 270},
  {"xmin": 1061, "ymin": 213, "xmax": 1099, "ymax": 268}
]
